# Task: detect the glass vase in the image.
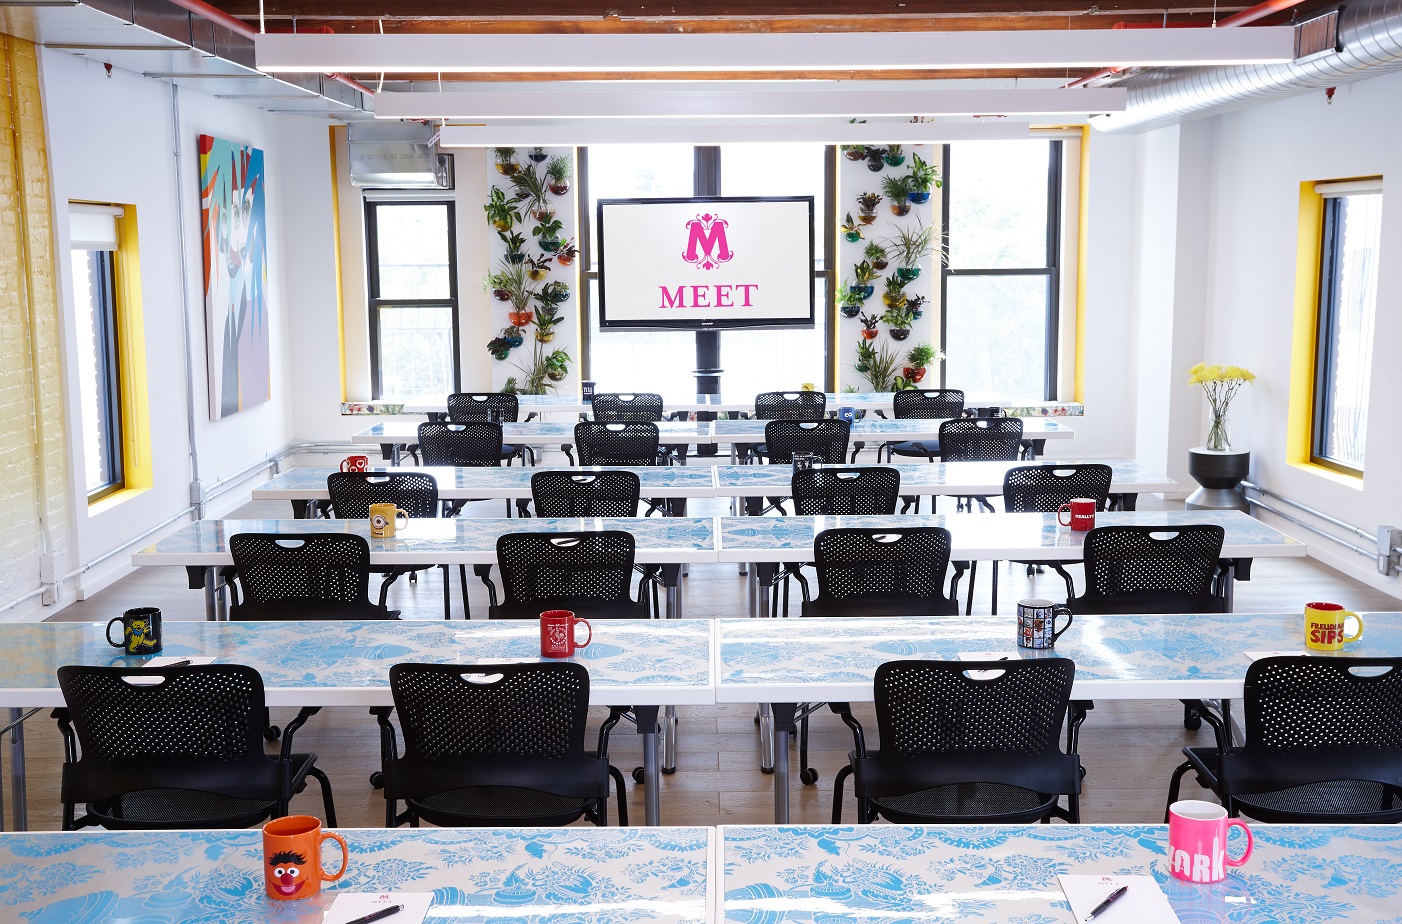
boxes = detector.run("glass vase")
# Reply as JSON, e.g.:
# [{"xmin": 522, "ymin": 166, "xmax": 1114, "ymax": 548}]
[{"xmin": 1205, "ymin": 413, "xmax": 1230, "ymax": 451}]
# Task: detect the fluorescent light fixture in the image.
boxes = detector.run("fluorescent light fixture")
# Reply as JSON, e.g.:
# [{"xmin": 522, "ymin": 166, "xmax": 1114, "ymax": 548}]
[
  {"xmin": 257, "ymin": 28, "xmax": 1297, "ymax": 74},
  {"xmin": 374, "ymin": 87, "xmax": 1126, "ymax": 120},
  {"xmin": 436, "ymin": 121, "xmax": 1032, "ymax": 147}
]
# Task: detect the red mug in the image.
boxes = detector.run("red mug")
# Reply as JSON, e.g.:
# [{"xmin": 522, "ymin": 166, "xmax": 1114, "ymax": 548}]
[
  {"xmin": 340, "ymin": 455, "xmax": 369, "ymax": 473},
  {"xmin": 540, "ymin": 610, "xmax": 591, "ymax": 658},
  {"xmin": 1057, "ymin": 497, "xmax": 1096, "ymax": 531}
]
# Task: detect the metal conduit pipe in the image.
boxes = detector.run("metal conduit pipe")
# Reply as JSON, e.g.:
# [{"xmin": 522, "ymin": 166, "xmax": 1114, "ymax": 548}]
[
  {"xmin": 1239, "ymin": 480, "xmax": 1375, "ymax": 540},
  {"xmin": 1092, "ymin": 0, "xmax": 1402, "ymax": 132},
  {"xmin": 1244, "ymin": 495, "xmax": 1376, "ymax": 558}
]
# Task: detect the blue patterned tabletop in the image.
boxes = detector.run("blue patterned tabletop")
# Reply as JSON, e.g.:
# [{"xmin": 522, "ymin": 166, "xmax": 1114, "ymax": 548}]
[
  {"xmin": 714, "ymin": 612, "xmax": 1402, "ymax": 702},
  {"xmin": 710, "ymin": 418, "xmax": 1073, "ymax": 442},
  {"xmin": 132, "ymin": 516, "xmax": 719, "ymax": 567},
  {"xmin": 255, "ymin": 466, "xmax": 718, "ymax": 501},
  {"xmin": 716, "ymin": 510, "xmax": 1305, "ymax": 563},
  {"xmin": 0, "ymin": 618, "xmax": 716, "ymax": 708},
  {"xmin": 354, "ymin": 421, "xmax": 714, "ymax": 445},
  {"xmin": 721, "ymin": 823, "xmax": 1402, "ymax": 923},
  {"xmin": 713, "ymin": 460, "xmax": 1175, "ymax": 496},
  {"xmin": 0, "ymin": 826, "xmax": 713, "ymax": 923}
]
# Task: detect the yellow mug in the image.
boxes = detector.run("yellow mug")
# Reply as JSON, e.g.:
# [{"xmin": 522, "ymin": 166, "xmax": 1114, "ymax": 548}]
[
  {"xmin": 368, "ymin": 502, "xmax": 409, "ymax": 539},
  {"xmin": 800, "ymin": 382, "xmax": 816, "ymax": 392},
  {"xmin": 1305, "ymin": 601, "xmax": 1364, "ymax": 651}
]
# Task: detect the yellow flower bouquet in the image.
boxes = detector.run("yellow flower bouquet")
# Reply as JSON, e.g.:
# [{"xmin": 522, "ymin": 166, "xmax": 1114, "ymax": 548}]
[{"xmin": 1188, "ymin": 363, "xmax": 1256, "ymax": 451}]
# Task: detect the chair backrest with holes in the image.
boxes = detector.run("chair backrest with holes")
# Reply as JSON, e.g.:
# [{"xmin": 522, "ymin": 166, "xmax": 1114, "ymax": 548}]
[
  {"xmin": 592, "ymin": 393, "xmax": 664, "ymax": 422},
  {"xmin": 417, "ymin": 421, "xmax": 504, "ymax": 467},
  {"xmin": 893, "ymin": 389, "xmax": 964, "ymax": 421},
  {"xmin": 755, "ymin": 391, "xmax": 826, "ymax": 420},
  {"xmin": 1073, "ymin": 524, "xmax": 1226, "ymax": 613},
  {"xmin": 492, "ymin": 530, "xmax": 647, "ymax": 618},
  {"xmin": 531, "ymin": 470, "xmax": 641, "ymax": 518},
  {"xmin": 447, "ymin": 392, "xmax": 519, "ymax": 423},
  {"xmin": 1002, "ymin": 463, "xmax": 1113, "ymax": 513},
  {"xmin": 808, "ymin": 526, "xmax": 958, "ymax": 615},
  {"xmin": 792, "ymin": 467, "xmax": 899, "ymax": 515},
  {"xmin": 938, "ymin": 417, "xmax": 1024, "ymax": 462},
  {"xmin": 574, "ymin": 422, "xmax": 661, "ymax": 466},
  {"xmin": 326, "ymin": 471, "xmax": 439, "ymax": 519},
  {"xmin": 763, "ymin": 419, "xmax": 850, "ymax": 465}
]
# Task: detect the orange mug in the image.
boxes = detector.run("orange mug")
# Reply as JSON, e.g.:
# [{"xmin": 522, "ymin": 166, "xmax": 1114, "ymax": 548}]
[
  {"xmin": 540, "ymin": 609, "xmax": 591, "ymax": 658},
  {"xmin": 340, "ymin": 455, "xmax": 369, "ymax": 473},
  {"xmin": 1057, "ymin": 497, "xmax": 1096, "ymax": 531},
  {"xmin": 262, "ymin": 814, "xmax": 347, "ymax": 901},
  {"xmin": 1305, "ymin": 601, "xmax": 1364, "ymax": 651}
]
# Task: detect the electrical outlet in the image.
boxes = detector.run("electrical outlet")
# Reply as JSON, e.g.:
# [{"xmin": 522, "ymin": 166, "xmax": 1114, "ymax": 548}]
[
  {"xmin": 40, "ymin": 552, "xmax": 64, "ymax": 605},
  {"xmin": 1378, "ymin": 526, "xmax": 1402, "ymax": 577}
]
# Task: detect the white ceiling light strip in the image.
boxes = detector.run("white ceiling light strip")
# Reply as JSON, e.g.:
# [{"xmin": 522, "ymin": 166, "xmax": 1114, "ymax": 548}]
[
  {"xmin": 256, "ymin": 27, "xmax": 1297, "ymax": 74},
  {"xmin": 373, "ymin": 86, "xmax": 1126, "ymax": 120},
  {"xmin": 435, "ymin": 121, "xmax": 1032, "ymax": 147}
]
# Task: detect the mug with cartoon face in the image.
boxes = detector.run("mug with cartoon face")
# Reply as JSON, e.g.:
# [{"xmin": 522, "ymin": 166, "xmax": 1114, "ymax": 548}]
[
  {"xmin": 368, "ymin": 503, "xmax": 409, "ymax": 539},
  {"xmin": 106, "ymin": 607, "xmax": 162, "ymax": 655},
  {"xmin": 262, "ymin": 814, "xmax": 348, "ymax": 901}
]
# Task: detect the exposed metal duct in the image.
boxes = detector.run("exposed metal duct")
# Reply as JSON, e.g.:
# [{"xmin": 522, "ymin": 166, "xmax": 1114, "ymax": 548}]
[{"xmin": 1092, "ymin": 0, "xmax": 1402, "ymax": 133}]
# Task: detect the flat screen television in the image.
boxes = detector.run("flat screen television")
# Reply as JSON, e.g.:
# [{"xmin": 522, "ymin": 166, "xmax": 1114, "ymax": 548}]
[{"xmin": 597, "ymin": 195, "xmax": 815, "ymax": 330}]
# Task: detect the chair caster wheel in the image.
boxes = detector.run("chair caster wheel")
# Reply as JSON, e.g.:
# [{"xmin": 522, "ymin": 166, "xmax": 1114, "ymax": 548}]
[
  {"xmin": 760, "ymin": 765, "xmax": 774, "ymax": 775},
  {"xmin": 799, "ymin": 768, "xmax": 819, "ymax": 785},
  {"xmin": 662, "ymin": 766, "xmax": 676, "ymax": 776},
  {"xmin": 370, "ymin": 771, "xmax": 385, "ymax": 789},
  {"xmin": 632, "ymin": 767, "xmax": 644, "ymax": 784},
  {"xmin": 1184, "ymin": 714, "xmax": 1202, "ymax": 731},
  {"xmin": 264, "ymin": 726, "xmax": 281, "ymax": 741}
]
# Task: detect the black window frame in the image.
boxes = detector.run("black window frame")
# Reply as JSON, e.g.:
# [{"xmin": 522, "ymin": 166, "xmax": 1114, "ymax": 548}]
[
  {"xmin": 81, "ymin": 248, "xmax": 124, "ymax": 502},
  {"xmin": 1310, "ymin": 192, "xmax": 1377, "ymax": 474},
  {"xmin": 578, "ymin": 144, "xmax": 837, "ymax": 389},
  {"xmin": 365, "ymin": 199, "xmax": 461, "ymax": 399},
  {"xmin": 939, "ymin": 140, "xmax": 1064, "ymax": 401}
]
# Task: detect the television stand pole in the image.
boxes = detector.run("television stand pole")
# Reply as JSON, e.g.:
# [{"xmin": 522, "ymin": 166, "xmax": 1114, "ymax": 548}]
[{"xmin": 694, "ymin": 330, "xmax": 721, "ymax": 457}]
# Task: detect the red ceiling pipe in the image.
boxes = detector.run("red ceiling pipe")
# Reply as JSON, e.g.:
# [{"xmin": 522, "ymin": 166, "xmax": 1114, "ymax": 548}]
[
  {"xmin": 1065, "ymin": 0, "xmax": 1312, "ymax": 88},
  {"xmin": 163, "ymin": 0, "xmax": 375, "ymax": 98}
]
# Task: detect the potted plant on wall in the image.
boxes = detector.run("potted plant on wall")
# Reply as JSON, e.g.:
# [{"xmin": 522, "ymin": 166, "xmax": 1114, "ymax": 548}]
[
  {"xmin": 555, "ymin": 238, "xmax": 578, "ymax": 266},
  {"xmin": 534, "ymin": 305, "xmax": 564, "ymax": 343},
  {"xmin": 856, "ymin": 192, "xmax": 882, "ymax": 224},
  {"xmin": 864, "ymin": 240, "xmax": 890, "ymax": 271},
  {"xmin": 881, "ymin": 174, "xmax": 913, "ymax": 216},
  {"xmin": 883, "ymin": 143, "xmax": 905, "ymax": 167},
  {"xmin": 486, "ymin": 259, "xmax": 531, "ymax": 309},
  {"xmin": 854, "ymin": 339, "xmax": 901, "ymax": 391},
  {"xmin": 887, "ymin": 220, "xmax": 939, "ymax": 279},
  {"xmin": 528, "ymin": 146, "xmax": 549, "ymax": 163},
  {"xmin": 544, "ymin": 349, "xmax": 572, "ymax": 382},
  {"xmin": 484, "ymin": 187, "xmax": 522, "ymax": 231},
  {"xmin": 840, "ymin": 213, "xmax": 864, "ymax": 243},
  {"xmin": 859, "ymin": 312, "xmax": 881, "ymax": 340},
  {"xmin": 882, "ymin": 305, "xmax": 914, "ymax": 341},
  {"xmin": 499, "ymin": 229, "xmax": 528, "ymax": 264},
  {"xmin": 545, "ymin": 155, "xmax": 572, "ymax": 195},
  {"xmin": 841, "ymin": 144, "xmax": 867, "ymax": 162},
  {"xmin": 533, "ymin": 215, "xmax": 565, "ymax": 252},
  {"xmin": 906, "ymin": 152, "xmax": 942, "ymax": 204},
  {"xmin": 501, "ymin": 325, "xmax": 525, "ymax": 349},
  {"xmin": 537, "ymin": 279, "xmax": 571, "ymax": 306},
  {"xmin": 511, "ymin": 167, "xmax": 553, "ymax": 221},
  {"xmin": 838, "ymin": 286, "xmax": 865, "ymax": 318},
  {"xmin": 492, "ymin": 147, "xmax": 520, "ymax": 176},
  {"xmin": 904, "ymin": 292, "xmax": 926, "ymax": 319},
  {"xmin": 487, "ymin": 336, "xmax": 514, "ymax": 361},
  {"xmin": 881, "ymin": 275, "xmax": 910, "ymax": 310},
  {"xmin": 902, "ymin": 342, "xmax": 943, "ymax": 383},
  {"xmin": 864, "ymin": 146, "xmax": 887, "ymax": 172},
  {"xmin": 852, "ymin": 260, "xmax": 878, "ymax": 299},
  {"xmin": 524, "ymin": 253, "xmax": 552, "ymax": 282}
]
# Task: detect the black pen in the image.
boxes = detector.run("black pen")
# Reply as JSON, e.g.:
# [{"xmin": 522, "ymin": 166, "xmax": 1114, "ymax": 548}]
[
  {"xmin": 1085, "ymin": 885, "xmax": 1128, "ymax": 921},
  {"xmin": 343, "ymin": 905, "xmax": 403, "ymax": 924},
  {"xmin": 164, "ymin": 659, "xmax": 191, "ymax": 667}
]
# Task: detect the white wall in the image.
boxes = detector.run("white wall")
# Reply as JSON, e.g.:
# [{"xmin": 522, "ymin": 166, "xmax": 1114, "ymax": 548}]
[{"xmin": 42, "ymin": 50, "xmax": 331, "ymax": 599}]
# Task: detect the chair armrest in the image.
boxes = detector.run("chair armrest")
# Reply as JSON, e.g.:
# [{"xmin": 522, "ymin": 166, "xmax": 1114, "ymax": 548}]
[
  {"xmin": 370, "ymin": 706, "xmax": 399, "ymax": 764},
  {"xmin": 597, "ymin": 706, "xmax": 629, "ymax": 758},
  {"xmin": 218, "ymin": 565, "xmax": 243, "ymax": 608},
  {"xmin": 477, "ymin": 566, "xmax": 501, "ymax": 607},
  {"xmin": 52, "ymin": 708, "xmax": 78, "ymax": 764},
  {"xmin": 829, "ymin": 702, "xmax": 869, "ymax": 757},
  {"xmin": 784, "ymin": 563, "xmax": 813, "ymax": 602},
  {"xmin": 278, "ymin": 706, "xmax": 323, "ymax": 761}
]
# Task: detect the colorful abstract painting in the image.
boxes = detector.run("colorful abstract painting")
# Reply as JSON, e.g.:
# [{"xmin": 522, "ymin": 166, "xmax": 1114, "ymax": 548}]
[{"xmin": 199, "ymin": 134, "xmax": 269, "ymax": 418}]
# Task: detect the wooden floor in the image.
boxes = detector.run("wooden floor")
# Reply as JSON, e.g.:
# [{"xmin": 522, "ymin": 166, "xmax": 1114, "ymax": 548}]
[{"xmin": 17, "ymin": 492, "xmax": 1400, "ymax": 832}]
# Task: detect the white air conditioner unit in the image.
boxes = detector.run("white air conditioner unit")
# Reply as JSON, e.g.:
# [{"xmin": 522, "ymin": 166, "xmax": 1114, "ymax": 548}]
[{"xmin": 347, "ymin": 122, "xmax": 454, "ymax": 189}]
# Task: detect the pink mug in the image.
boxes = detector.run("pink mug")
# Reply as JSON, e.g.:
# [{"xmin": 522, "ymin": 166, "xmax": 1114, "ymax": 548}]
[
  {"xmin": 340, "ymin": 454, "xmax": 369, "ymax": 473},
  {"xmin": 1057, "ymin": 497, "xmax": 1096, "ymax": 531},
  {"xmin": 1167, "ymin": 800, "xmax": 1253, "ymax": 883},
  {"xmin": 540, "ymin": 610, "xmax": 591, "ymax": 658}
]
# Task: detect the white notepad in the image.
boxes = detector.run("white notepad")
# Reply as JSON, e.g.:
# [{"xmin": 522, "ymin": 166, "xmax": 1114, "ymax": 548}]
[
  {"xmin": 1059, "ymin": 874, "xmax": 1180, "ymax": 924},
  {"xmin": 322, "ymin": 891, "xmax": 432, "ymax": 924},
  {"xmin": 144, "ymin": 656, "xmax": 215, "ymax": 667},
  {"xmin": 1244, "ymin": 650, "xmax": 1307, "ymax": 661}
]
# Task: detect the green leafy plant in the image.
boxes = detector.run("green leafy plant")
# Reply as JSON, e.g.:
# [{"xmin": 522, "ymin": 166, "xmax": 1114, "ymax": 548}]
[
  {"xmin": 856, "ymin": 191, "xmax": 882, "ymax": 212},
  {"xmin": 841, "ymin": 144, "xmax": 867, "ymax": 161},
  {"xmin": 886, "ymin": 219, "xmax": 942, "ymax": 269},
  {"xmin": 840, "ymin": 212, "xmax": 863, "ymax": 242},
  {"xmin": 555, "ymin": 238, "xmax": 578, "ymax": 265},
  {"xmin": 536, "ymin": 280, "xmax": 571, "ymax": 305},
  {"xmin": 491, "ymin": 146, "xmax": 520, "ymax": 176},
  {"xmin": 863, "ymin": 241, "xmax": 889, "ymax": 269},
  {"xmin": 883, "ymin": 143, "xmax": 905, "ymax": 166},
  {"xmin": 881, "ymin": 276, "xmax": 909, "ymax": 310},
  {"xmin": 544, "ymin": 349, "xmax": 572, "ymax": 380},
  {"xmin": 881, "ymin": 305, "xmax": 915, "ymax": 329},
  {"xmin": 853, "ymin": 339, "xmax": 902, "ymax": 391},
  {"xmin": 545, "ymin": 155, "xmax": 572, "ymax": 182},
  {"xmin": 880, "ymin": 173, "xmax": 913, "ymax": 201},
  {"xmin": 837, "ymin": 285, "xmax": 865, "ymax": 316},
  {"xmin": 905, "ymin": 342, "xmax": 942, "ymax": 369},
  {"xmin": 852, "ymin": 260, "xmax": 878, "ymax": 285},
  {"xmin": 498, "ymin": 229, "xmax": 527, "ymax": 257},
  {"xmin": 483, "ymin": 186, "xmax": 522, "ymax": 230},
  {"xmin": 907, "ymin": 152, "xmax": 943, "ymax": 194},
  {"xmin": 485, "ymin": 259, "xmax": 534, "ymax": 310},
  {"xmin": 532, "ymin": 216, "xmax": 565, "ymax": 242},
  {"xmin": 501, "ymin": 375, "xmax": 520, "ymax": 395},
  {"xmin": 510, "ymin": 167, "xmax": 552, "ymax": 217}
]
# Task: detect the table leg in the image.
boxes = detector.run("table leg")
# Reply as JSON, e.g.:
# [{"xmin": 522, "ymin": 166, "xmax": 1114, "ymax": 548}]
[
  {"xmin": 758, "ymin": 702, "xmax": 774, "ymax": 773},
  {"xmin": 195, "ymin": 566, "xmax": 217, "ymax": 621},
  {"xmin": 662, "ymin": 705, "xmax": 678, "ymax": 774},
  {"xmin": 1119, "ymin": 493, "xmax": 1138, "ymax": 511},
  {"xmin": 770, "ymin": 703, "xmax": 797, "ymax": 824},
  {"xmin": 8, "ymin": 708, "xmax": 26, "ymax": 831},
  {"xmin": 634, "ymin": 705, "xmax": 661, "ymax": 826}
]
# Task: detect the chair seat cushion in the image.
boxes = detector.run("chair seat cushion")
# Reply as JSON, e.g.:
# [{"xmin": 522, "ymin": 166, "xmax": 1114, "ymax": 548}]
[
  {"xmin": 91, "ymin": 788, "xmax": 277, "ymax": 828},
  {"xmin": 888, "ymin": 440, "xmax": 940, "ymax": 457},
  {"xmin": 412, "ymin": 785, "xmax": 591, "ymax": 826},
  {"xmin": 1230, "ymin": 780, "xmax": 1402, "ymax": 821},
  {"xmin": 870, "ymin": 782, "xmax": 1056, "ymax": 823}
]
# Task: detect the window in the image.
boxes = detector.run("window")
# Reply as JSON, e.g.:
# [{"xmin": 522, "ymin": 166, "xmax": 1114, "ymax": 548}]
[
  {"xmin": 365, "ymin": 200, "xmax": 460, "ymax": 399},
  {"xmin": 941, "ymin": 140, "xmax": 1062, "ymax": 401},
  {"xmin": 581, "ymin": 143, "xmax": 832, "ymax": 392},
  {"xmin": 69, "ymin": 204, "xmax": 126, "ymax": 501},
  {"xmin": 1312, "ymin": 183, "xmax": 1381, "ymax": 473}
]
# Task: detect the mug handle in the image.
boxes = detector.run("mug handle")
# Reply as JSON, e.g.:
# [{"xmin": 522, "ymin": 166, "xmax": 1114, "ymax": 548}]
[
  {"xmin": 1057, "ymin": 503, "xmax": 1073, "ymax": 527},
  {"xmin": 393, "ymin": 508, "xmax": 410, "ymax": 528},
  {"xmin": 1343, "ymin": 611, "xmax": 1365, "ymax": 642},
  {"xmin": 340, "ymin": 458, "xmax": 352, "ymax": 472},
  {"xmin": 574, "ymin": 617, "xmax": 592, "ymax": 650},
  {"xmin": 319, "ymin": 830, "xmax": 349, "ymax": 881},
  {"xmin": 105, "ymin": 617, "xmax": 126, "ymax": 649},
  {"xmin": 1224, "ymin": 819, "xmax": 1253, "ymax": 867},
  {"xmin": 1050, "ymin": 605, "xmax": 1075, "ymax": 642}
]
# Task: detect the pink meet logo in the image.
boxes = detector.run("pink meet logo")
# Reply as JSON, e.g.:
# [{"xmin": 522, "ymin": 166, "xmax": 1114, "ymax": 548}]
[{"xmin": 681, "ymin": 213, "xmax": 733, "ymax": 270}]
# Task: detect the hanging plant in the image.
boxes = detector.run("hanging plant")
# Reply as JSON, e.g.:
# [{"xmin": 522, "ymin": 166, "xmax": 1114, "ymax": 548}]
[
  {"xmin": 883, "ymin": 144, "xmax": 905, "ymax": 167},
  {"xmin": 854, "ymin": 339, "xmax": 902, "ymax": 391},
  {"xmin": 907, "ymin": 152, "xmax": 942, "ymax": 203},
  {"xmin": 510, "ymin": 167, "xmax": 551, "ymax": 222},
  {"xmin": 837, "ymin": 286, "xmax": 865, "ymax": 318},
  {"xmin": 545, "ymin": 155, "xmax": 573, "ymax": 195},
  {"xmin": 533, "ymin": 216, "xmax": 565, "ymax": 251},
  {"xmin": 544, "ymin": 349, "xmax": 572, "ymax": 382},
  {"xmin": 905, "ymin": 293, "xmax": 926, "ymax": 320},
  {"xmin": 499, "ymin": 229, "xmax": 528, "ymax": 264},
  {"xmin": 536, "ymin": 280, "xmax": 571, "ymax": 306},
  {"xmin": 528, "ymin": 146, "xmax": 549, "ymax": 163},
  {"xmin": 524, "ymin": 253, "xmax": 552, "ymax": 282},
  {"xmin": 864, "ymin": 241, "xmax": 890, "ymax": 271},
  {"xmin": 901, "ymin": 342, "xmax": 943, "ymax": 383},
  {"xmin": 508, "ymin": 308, "xmax": 534, "ymax": 328},
  {"xmin": 841, "ymin": 144, "xmax": 867, "ymax": 161},
  {"xmin": 886, "ymin": 219, "xmax": 944, "ymax": 276},
  {"xmin": 882, "ymin": 275, "xmax": 911, "ymax": 310},
  {"xmin": 859, "ymin": 312, "xmax": 881, "ymax": 340},
  {"xmin": 492, "ymin": 147, "xmax": 520, "ymax": 176},
  {"xmin": 484, "ymin": 260, "xmax": 534, "ymax": 313},
  {"xmin": 864, "ymin": 146, "xmax": 887, "ymax": 172},
  {"xmin": 487, "ymin": 335, "xmax": 513, "ymax": 360},
  {"xmin": 882, "ymin": 305, "xmax": 915, "ymax": 341},
  {"xmin": 855, "ymin": 191, "xmax": 882, "ymax": 224},
  {"xmin": 534, "ymin": 305, "xmax": 564, "ymax": 343},
  {"xmin": 881, "ymin": 174, "xmax": 913, "ymax": 216},
  {"xmin": 555, "ymin": 238, "xmax": 579, "ymax": 266},
  {"xmin": 501, "ymin": 326, "xmax": 525, "ymax": 349},
  {"xmin": 483, "ymin": 186, "xmax": 522, "ymax": 231},
  {"xmin": 840, "ymin": 212, "xmax": 863, "ymax": 243}
]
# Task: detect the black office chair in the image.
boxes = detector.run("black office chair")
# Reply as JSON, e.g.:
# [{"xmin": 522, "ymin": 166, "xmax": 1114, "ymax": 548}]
[
  {"xmin": 573, "ymin": 422, "xmax": 661, "ymax": 467},
  {"xmin": 326, "ymin": 471, "xmax": 468, "ymax": 620},
  {"xmin": 744, "ymin": 391, "xmax": 828, "ymax": 463},
  {"xmin": 744, "ymin": 420, "xmax": 852, "ymax": 519},
  {"xmin": 786, "ymin": 526, "xmax": 962, "ymax": 785},
  {"xmin": 1166, "ymin": 655, "xmax": 1402, "ymax": 823},
  {"xmin": 446, "ymin": 391, "xmax": 532, "ymax": 465},
  {"xmin": 967, "ymin": 463, "xmax": 1116, "ymax": 615},
  {"xmin": 792, "ymin": 466, "xmax": 900, "ymax": 516},
  {"xmin": 1069, "ymin": 524, "xmax": 1227, "ymax": 731},
  {"xmin": 880, "ymin": 388, "xmax": 965, "ymax": 464},
  {"xmin": 939, "ymin": 416, "xmax": 1026, "ymax": 614},
  {"xmin": 531, "ymin": 470, "xmax": 641, "ymax": 517},
  {"xmin": 224, "ymin": 532, "xmax": 398, "ymax": 620},
  {"xmin": 482, "ymin": 530, "xmax": 657, "ymax": 620},
  {"xmin": 831, "ymin": 658, "xmax": 1083, "ymax": 824},
  {"xmin": 417, "ymin": 421, "xmax": 504, "ymax": 467},
  {"xmin": 54, "ymin": 664, "xmax": 335, "ymax": 830},
  {"xmin": 374, "ymin": 661, "xmax": 627, "ymax": 827},
  {"xmin": 591, "ymin": 392, "xmax": 687, "ymax": 465}
]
